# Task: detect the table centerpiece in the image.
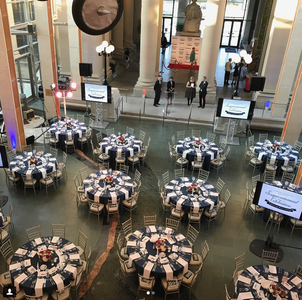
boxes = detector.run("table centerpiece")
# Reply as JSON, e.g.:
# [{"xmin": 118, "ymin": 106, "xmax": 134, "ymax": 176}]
[
  {"xmin": 155, "ymin": 238, "xmax": 168, "ymax": 253},
  {"xmin": 104, "ymin": 175, "xmax": 113, "ymax": 184},
  {"xmin": 187, "ymin": 183, "xmax": 200, "ymax": 194},
  {"xmin": 65, "ymin": 121, "xmax": 72, "ymax": 129},
  {"xmin": 38, "ymin": 249, "xmax": 54, "ymax": 263},
  {"xmin": 193, "ymin": 140, "xmax": 202, "ymax": 147},
  {"xmin": 268, "ymin": 282, "xmax": 287, "ymax": 299},
  {"xmin": 28, "ymin": 156, "xmax": 38, "ymax": 165},
  {"xmin": 118, "ymin": 136, "xmax": 126, "ymax": 144},
  {"xmin": 272, "ymin": 144, "xmax": 280, "ymax": 151}
]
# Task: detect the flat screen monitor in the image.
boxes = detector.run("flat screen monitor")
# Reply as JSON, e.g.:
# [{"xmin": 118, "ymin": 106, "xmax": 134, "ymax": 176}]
[
  {"xmin": 216, "ymin": 98, "xmax": 255, "ymax": 120},
  {"xmin": 0, "ymin": 145, "xmax": 9, "ymax": 168},
  {"xmin": 81, "ymin": 83, "xmax": 112, "ymax": 103},
  {"xmin": 253, "ymin": 181, "xmax": 302, "ymax": 219}
]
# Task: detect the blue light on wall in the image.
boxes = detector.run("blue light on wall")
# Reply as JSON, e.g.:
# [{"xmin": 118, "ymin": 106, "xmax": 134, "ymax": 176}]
[
  {"xmin": 10, "ymin": 135, "xmax": 16, "ymax": 149},
  {"xmin": 265, "ymin": 100, "xmax": 271, "ymax": 108}
]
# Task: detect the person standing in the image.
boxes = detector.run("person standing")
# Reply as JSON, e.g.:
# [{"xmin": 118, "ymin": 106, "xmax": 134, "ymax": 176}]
[
  {"xmin": 185, "ymin": 76, "xmax": 196, "ymax": 106},
  {"xmin": 231, "ymin": 63, "xmax": 239, "ymax": 85},
  {"xmin": 190, "ymin": 47, "xmax": 196, "ymax": 66},
  {"xmin": 161, "ymin": 35, "xmax": 168, "ymax": 54},
  {"xmin": 198, "ymin": 76, "xmax": 208, "ymax": 108},
  {"xmin": 167, "ymin": 77, "xmax": 175, "ymax": 105},
  {"xmin": 224, "ymin": 58, "xmax": 232, "ymax": 85},
  {"xmin": 153, "ymin": 76, "xmax": 162, "ymax": 107}
]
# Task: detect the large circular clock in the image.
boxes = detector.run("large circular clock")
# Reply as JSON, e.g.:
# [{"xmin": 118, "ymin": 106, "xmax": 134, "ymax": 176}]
[{"xmin": 72, "ymin": 0, "xmax": 124, "ymax": 36}]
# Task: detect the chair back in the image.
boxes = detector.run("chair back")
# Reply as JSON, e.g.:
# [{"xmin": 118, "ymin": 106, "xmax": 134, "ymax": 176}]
[
  {"xmin": 22, "ymin": 145, "xmax": 32, "ymax": 153},
  {"xmin": 225, "ymin": 284, "xmax": 232, "ymax": 300},
  {"xmin": 119, "ymin": 164, "xmax": 129, "ymax": 175},
  {"xmin": 51, "ymin": 223, "xmax": 65, "ymax": 238},
  {"xmin": 165, "ymin": 217, "xmax": 179, "ymax": 231},
  {"xmin": 162, "ymin": 171, "xmax": 169, "ymax": 187},
  {"xmin": 96, "ymin": 132, "xmax": 103, "ymax": 143},
  {"xmin": 259, "ymin": 133, "xmax": 268, "ymax": 142},
  {"xmin": 126, "ymin": 127, "xmax": 134, "ymax": 135},
  {"xmin": 122, "ymin": 218, "xmax": 132, "ymax": 237},
  {"xmin": 248, "ymin": 135, "xmax": 254, "ymax": 148},
  {"xmin": 50, "ymin": 148, "xmax": 58, "ymax": 158},
  {"xmin": 78, "ymin": 230, "xmax": 87, "ymax": 252},
  {"xmin": 77, "ymin": 114, "xmax": 85, "ymax": 123},
  {"xmin": 186, "ymin": 224, "xmax": 199, "ymax": 246},
  {"xmin": 7, "ymin": 151, "xmax": 16, "ymax": 163},
  {"xmin": 108, "ymin": 199, "xmax": 120, "ymax": 213},
  {"xmin": 295, "ymin": 265, "xmax": 302, "ymax": 278},
  {"xmin": 177, "ymin": 130, "xmax": 185, "ymax": 141},
  {"xmin": 55, "ymin": 283, "xmax": 71, "ymax": 300},
  {"xmin": 106, "ymin": 128, "xmax": 115, "ymax": 136},
  {"xmin": 26, "ymin": 225, "xmax": 41, "ymax": 241},
  {"xmin": 294, "ymin": 140, "xmax": 302, "ymax": 152},
  {"xmin": 206, "ymin": 132, "xmax": 216, "ymax": 143},
  {"xmin": 262, "ymin": 250, "xmax": 278, "ymax": 265},
  {"xmin": 192, "ymin": 129, "xmax": 201, "ymax": 137},
  {"xmin": 216, "ymin": 178, "xmax": 225, "ymax": 194},
  {"xmin": 281, "ymin": 172, "xmax": 295, "ymax": 183},
  {"xmin": 234, "ymin": 252, "xmax": 245, "ymax": 272},
  {"xmin": 273, "ymin": 136, "xmax": 281, "ymax": 142},
  {"xmin": 171, "ymin": 135, "xmax": 176, "ymax": 146},
  {"xmin": 144, "ymin": 215, "xmax": 156, "ymax": 227},
  {"xmin": 134, "ymin": 169, "xmax": 141, "ymax": 184},
  {"xmin": 166, "ymin": 279, "xmax": 181, "ymax": 291},
  {"xmin": 223, "ymin": 189, "xmax": 231, "ymax": 206},
  {"xmin": 252, "ymin": 174, "xmax": 260, "ymax": 189},
  {"xmin": 139, "ymin": 130, "xmax": 146, "ymax": 143},
  {"xmin": 0, "ymin": 239, "xmax": 13, "ymax": 260},
  {"xmin": 263, "ymin": 170, "xmax": 276, "ymax": 182},
  {"xmin": 220, "ymin": 138, "xmax": 227, "ymax": 151},
  {"xmin": 201, "ymin": 240, "xmax": 209, "ymax": 261},
  {"xmin": 138, "ymin": 274, "xmax": 155, "ymax": 287},
  {"xmin": 79, "ymin": 167, "xmax": 90, "ymax": 184},
  {"xmin": 198, "ymin": 169, "xmax": 210, "ymax": 181},
  {"xmin": 174, "ymin": 168, "xmax": 184, "ymax": 179}
]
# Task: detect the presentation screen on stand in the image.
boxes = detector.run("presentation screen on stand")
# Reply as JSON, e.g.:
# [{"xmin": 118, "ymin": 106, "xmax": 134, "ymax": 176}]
[
  {"xmin": 253, "ymin": 181, "xmax": 302, "ymax": 219},
  {"xmin": 216, "ymin": 98, "xmax": 255, "ymax": 120},
  {"xmin": 0, "ymin": 145, "xmax": 9, "ymax": 168},
  {"xmin": 81, "ymin": 83, "xmax": 111, "ymax": 103}
]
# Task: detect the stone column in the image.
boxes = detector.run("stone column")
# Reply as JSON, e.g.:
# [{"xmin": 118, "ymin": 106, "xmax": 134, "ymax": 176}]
[
  {"xmin": 123, "ymin": 0, "xmax": 134, "ymax": 45},
  {"xmin": 271, "ymin": 0, "xmax": 302, "ymax": 118},
  {"xmin": 35, "ymin": 0, "xmax": 59, "ymax": 118},
  {"xmin": 66, "ymin": 0, "xmax": 81, "ymax": 98},
  {"xmin": 257, "ymin": 0, "xmax": 298, "ymax": 94},
  {"xmin": 281, "ymin": 60, "xmax": 302, "ymax": 146},
  {"xmin": 133, "ymin": 0, "xmax": 162, "ymax": 97},
  {"xmin": 112, "ymin": 13, "xmax": 124, "ymax": 59},
  {"xmin": 0, "ymin": 1, "xmax": 25, "ymax": 151},
  {"xmin": 197, "ymin": 0, "xmax": 226, "ymax": 103}
]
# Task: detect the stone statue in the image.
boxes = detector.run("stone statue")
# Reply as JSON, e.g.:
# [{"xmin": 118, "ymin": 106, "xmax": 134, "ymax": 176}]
[{"xmin": 182, "ymin": 0, "xmax": 202, "ymax": 36}]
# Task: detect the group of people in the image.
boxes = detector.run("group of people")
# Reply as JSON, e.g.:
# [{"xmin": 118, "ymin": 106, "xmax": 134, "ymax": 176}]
[
  {"xmin": 224, "ymin": 57, "xmax": 239, "ymax": 86},
  {"xmin": 153, "ymin": 75, "xmax": 208, "ymax": 108}
]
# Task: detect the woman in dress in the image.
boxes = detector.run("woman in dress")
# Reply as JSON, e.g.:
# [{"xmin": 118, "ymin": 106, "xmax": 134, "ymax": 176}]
[
  {"xmin": 231, "ymin": 63, "xmax": 239, "ymax": 85},
  {"xmin": 190, "ymin": 47, "xmax": 196, "ymax": 66},
  {"xmin": 167, "ymin": 77, "xmax": 175, "ymax": 105},
  {"xmin": 185, "ymin": 76, "xmax": 196, "ymax": 106}
]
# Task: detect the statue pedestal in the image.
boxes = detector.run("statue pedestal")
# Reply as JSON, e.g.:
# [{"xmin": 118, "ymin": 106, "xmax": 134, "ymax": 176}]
[{"xmin": 181, "ymin": 30, "xmax": 201, "ymax": 37}]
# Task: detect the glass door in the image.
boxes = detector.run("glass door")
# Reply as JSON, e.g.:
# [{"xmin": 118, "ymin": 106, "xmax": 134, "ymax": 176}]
[
  {"xmin": 162, "ymin": 17, "xmax": 172, "ymax": 44},
  {"xmin": 221, "ymin": 20, "xmax": 243, "ymax": 48}
]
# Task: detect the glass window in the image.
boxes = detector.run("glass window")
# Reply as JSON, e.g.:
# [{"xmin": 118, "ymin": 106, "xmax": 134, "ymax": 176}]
[
  {"xmin": 225, "ymin": 0, "xmax": 247, "ymax": 19},
  {"xmin": 10, "ymin": 1, "xmax": 26, "ymax": 25}
]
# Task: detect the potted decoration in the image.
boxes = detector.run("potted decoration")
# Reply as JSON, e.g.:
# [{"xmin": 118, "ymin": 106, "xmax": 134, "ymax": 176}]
[
  {"xmin": 272, "ymin": 144, "xmax": 280, "ymax": 151},
  {"xmin": 155, "ymin": 239, "xmax": 168, "ymax": 253},
  {"xmin": 65, "ymin": 121, "xmax": 72, "ymax": 129},
  {"xmin": 118, "ymin": 136, "xmax": 126, "ymax": 144},
  {"xmin": 193, "ymin": 140, "xmax": 202, "ymax": 147},
  {"xmin": 268, "ymin": 283, "xmax": 287, "ymax": 299},
  {"xmin": 29, "ymin": 156, "xmax": 38, "ymax": 165},
  {"xmin": 38, "ymin": 250, "xmax": 54, "ymax": 263},
  {"xmin": 104, "ymin": 175, "xmax": 113, "ymax": 184},
  {"xmin": 176, "ymin": 22, "xmax": 184, "ymax": 36},
  {"xmin": 188, "ymin": 183, "xmax": 200, "ymax": 194}
]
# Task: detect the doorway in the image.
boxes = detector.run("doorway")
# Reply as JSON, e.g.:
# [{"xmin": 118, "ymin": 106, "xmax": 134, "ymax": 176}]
[
  {"xmin": 221, "ymin": 19, "xmax": 243, "ymax": 48},
  {"xmin": 162, "ymin": 17, "xmax": 172, "ymax": 44}
]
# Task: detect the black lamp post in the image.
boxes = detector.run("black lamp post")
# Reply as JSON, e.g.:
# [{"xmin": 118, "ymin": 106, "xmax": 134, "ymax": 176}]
[
  {"xmin": 96, "ymin": 41, "xmax": 115, "ymax": 85},
  {"xmin": 233, "ymin": 50, "xmax": 253, "ymax": 97}
]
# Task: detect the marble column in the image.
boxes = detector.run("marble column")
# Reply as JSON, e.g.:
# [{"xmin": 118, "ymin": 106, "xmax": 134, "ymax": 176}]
[
  {"xmin": 197, "ymin": 0, "xmax": 226, "ymax": 103},
  {"xmin": 281, "ymin": 60, "xmax": 302, "ymax": 146},
  {"xmin": 257, "ymin": 0, "xmax": 298, "ymax": 94},
  {"xmin": 271, "ymin": 0, "xmax": 302, "ymax": 118},
  {"xmin": 66, "ymin": 0, "xmax": 81, "ymax": 98},
  {"xmin": 123, "ymin": 0, "xmax": 134, "ymax": 45},
  {"xmin": 0, "ymin": 1, "xmax": 25, "ymax": 151},
  {"xmin": 133, "ymin": 0, "xmax": 163, "ymax": 97},
  {"xmin": 35, "ymin": 0, "xmax": 59, "ymax": 118}
]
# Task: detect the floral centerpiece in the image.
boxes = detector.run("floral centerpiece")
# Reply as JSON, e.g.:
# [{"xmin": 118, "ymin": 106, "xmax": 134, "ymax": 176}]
[
  {"xmin": 193, "ymin": 140, "xmax": 202, "ymax": 147},
  {"xmin": 187, "ymin": 183, "xmax": 199, "ymax": 194},
  {"xmin": 118, "ymin": 136, "xmax": 125, "ymax": 144},
  {"xmin": 38, "ymin": 250, "xmax": 54, "ymax": 262},
  {"xmin": 104, "ymin": 175, "xmax": 113, "ymax": 184},
  {"xmin": 155, "ymin": 238, "xmax": 167, "ymax": 253},
  {"xmin": 268, "ymin": 283, "xmax": 287, "ymax": 298},
  {"xmin": 28, "ymin": 156, "xmax": 38, "ymax": 165},
  {"xmin": 65, "ymin": 121, "xmax": 72, "ymax": 128},
  {"xmin": 272, "ymin": 144, "xmax": 280, "ymax": 151}
]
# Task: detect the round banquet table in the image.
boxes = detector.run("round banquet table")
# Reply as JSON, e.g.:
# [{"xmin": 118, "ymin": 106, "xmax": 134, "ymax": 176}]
[
  {"xmin": 9, "ymin": 152, "xmax": 58, "ymax": 181},
  {"xmin": 165, "ymin": 177, "xmax": 219, "ymax": 214},
  {"xmin": 127, "ymin": 226, "xmax": 192, "ymax": 279},
  {"xmin": 99, "ymin": 133, "xmax": 142, "ymax": 168},
  {"xmin": 83, "ymin": 170, "xmax": 134, "ymax": 213},
  {"xmin": 175, "ymin": 137, "xmax": 219, "ymax": 171},
  {"xmin": 10, "ymin": 236, "xmax": 80, "ymax": 296},
  {"xmin": 237, "ymin": 265, "xmax": 302, "ymax": 300},
  {"xmin": 253, "ymin": 140, "xmax": 299, "ymax": 174},
  {"xmin": 49, "ymin": 119, "xmax": 87, "ymax": 151}
]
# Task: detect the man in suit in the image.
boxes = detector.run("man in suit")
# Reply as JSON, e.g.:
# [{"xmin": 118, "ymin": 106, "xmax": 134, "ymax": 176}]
[
  {"xmin": 198, "ymin": 76, "xmax": 208, "ymax": 108},
  {"xmin": 153, "ymin": 76, "xmax": 162, "ymax": 107}
]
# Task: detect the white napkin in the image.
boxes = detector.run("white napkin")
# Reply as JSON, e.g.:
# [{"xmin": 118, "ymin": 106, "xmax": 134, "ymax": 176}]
[
  {"xmin": 52, "ymin": 274, "xmax": 64, "ymax": 291},
  {"xmin": 85, "ymin": 186, "xmax": 93, "ymax": 197},
  {"xmin": 269, "ymin": 265, "xmax": 277, "ymax": 274},
  {"xmin": 237, "ymin": 292, "xmax": 254, "ymax": 300},
  {"xmin": 9, "ymin": 262, "xmax": 21, "ymax": 271},
  {"xmin": 105, "ymin": 146, "xmax": 112, "ymax": 154},
  {"xmin": 26, "ymin": 169, "xmax": 32, "ymax": 180},
  {"xmin": 55, "ymin": 131, "xmax": 60, "ymax": 139},
  {"xmin": 143, "ymin": 262, "xmax": 154, "ymax": 278},
  {"xmin": 65, "ymin": 264, "xmax": 77, "ymax": 280},
  {"xmin": 289, "ymin": 154, "xmax": 298, "ymax": 163},
  {"xmin": 238, "ymin": 275, "xmax": 251, "ymax": 285},
  {"xmin": 166, "ymin": 192, "xmax": 176, "ymax": 203},
  {"xmin": 258, "ymin": 152, "xmax": 266, "ymax": 160},
  {"xmin": 15, "ymin": 248, "xmax": 28, "ymax": 256},
  {"xmin": 291, "ymin": 276, "xmax": 302, "ymax": 286},
  {"xmin": 126, "ymin": 240, "xmax": 136, "ymax": 247},
  {"xmin": 283, "ymin": 156, "xmax": 289, "ymax": 167},
  {"xmin": 48, "ymin": 163, "xmax": 56, "ymax": 172},
  {"xmin": 182, "ymin": 247, "xmax": 192, "ymax": 253},
  {"xmin": 291, "ymin": 292, "xmax": 299, "ymax": 300},
  {"xmin": 247, "ymin": 266, "xmax": 260, "ymax": 276},
  {"xmin": 149, "ymin": 226, "xmax": 157, "ymax": 233},
  {"xmin": 182, "ymin": 150, "xmax": 190, "ymax": 159},
  {"xmin": 14, "ymin": 273, "xmax": 27, "ymax": 292},
  {"xmin": 35, "ymin": 278, "xmax": 44, "ymax": 297},
  {"xmin": 94, "ymin": 191, "xmax": 102, "ymax": 203},
  {"xmin": 120, "ymin": 188, "xmax": 129, "ymax": 199},
  {"xmin": 177, "ymin": 257, "xmax": 188, "ymax": 274},
  {"xmin": 64, "ymin": 243, "xmax": 76, "ymax": 250},
  {"xmin": 205, "ymin": 199, "xmax": 214, "ymax": 211},
  {"xmin": 77, "ymin": 130, "xmax": 82, "ymax": 138},
  {"xmin": 270, "ymin": 155, "xmax": 276, "ymax": 165},
  {"xmin": 110, "ymin": 192, "xmax": 117, "ymax": 204},
  {"xmin": 206, "ymin": 151, "xmax": 214, "ymax": 160},
  {"xmin": 197, "ymin": 153, "xmax": 202, "ymax": 161},
  {"xmin": 193, "ymin": 202, "xmax": 200, "ymax": 213},
  {"xmin": 128, "ymin": 252, "xmax": 141, "ymax": 267},
  {"xmin": 176, "ymin": 198, "xmax": 185, "ymax": 210},
  {"xmin": 35, "ymin": 238, "xmax": 43, "ymax": 245},
  {"xmin": 163, "ymin": 264, "xmax": 173, "ymax": 280},
  {"xmin": 69, "ymin": 253, "xmax": 80, "ymax": 260},
  {"xmin": 127, "ymin": 147, "xmax": 134, "ymax": 157}
]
